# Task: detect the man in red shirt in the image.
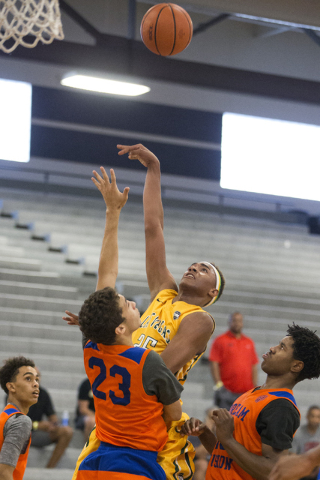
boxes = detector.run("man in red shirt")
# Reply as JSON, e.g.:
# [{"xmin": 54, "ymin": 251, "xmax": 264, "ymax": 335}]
[{"xmin": 209, "ymin": 312, "xmax": 259, "ymax": 410}]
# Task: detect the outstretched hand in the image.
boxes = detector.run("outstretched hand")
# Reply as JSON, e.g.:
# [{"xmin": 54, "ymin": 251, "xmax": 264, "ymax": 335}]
[
  {"xmin": 92, "ymin": 167, "xmax": 129, "ymax": 210},
  {"xmin": 62, "ymin": 310, "xmax": 79, "ymax": 326},
  {"xmin": 117, "ymin": 144, "xmax": 159, "ymax": 168}
]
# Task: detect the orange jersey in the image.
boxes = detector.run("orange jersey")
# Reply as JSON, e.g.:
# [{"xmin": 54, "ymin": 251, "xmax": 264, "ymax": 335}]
[
  {"xmin": 0, "ymin": 404, "xmax": 31, "ymax": 480},
  {"xmin": 206, "ymin": 388, "xmax": 300, "ymax": 480},
  {"xmin": 83, "ymin": 342, "xmax": 168, "ymax": 452},
  {"xmin": 132, "ymin": 289, "xmax": 215, "ymax": 385}
]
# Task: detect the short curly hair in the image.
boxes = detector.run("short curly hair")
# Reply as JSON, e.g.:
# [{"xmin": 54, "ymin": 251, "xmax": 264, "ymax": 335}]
[
  {"xmin": 79, "ymin": 287, "xmax": 125, "ymax": 345},
  {"xmin": 0, "ymin": 356, "xmax": 35, "ymax": 394},
  {"xmin": 287, "ymin": 324, "xmax": 320, "ymax": 382}
]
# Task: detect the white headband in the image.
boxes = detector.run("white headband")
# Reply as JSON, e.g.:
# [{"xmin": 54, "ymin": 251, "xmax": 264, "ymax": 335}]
[{"xmin": 201, "ymin": 262, "xmax": 221, "ymax": 307}]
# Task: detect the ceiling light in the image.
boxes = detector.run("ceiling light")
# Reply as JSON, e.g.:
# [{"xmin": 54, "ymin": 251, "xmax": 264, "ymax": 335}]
[{"xmin": 61, "ymin": 74, "xmax": 150, "ymax": 96}]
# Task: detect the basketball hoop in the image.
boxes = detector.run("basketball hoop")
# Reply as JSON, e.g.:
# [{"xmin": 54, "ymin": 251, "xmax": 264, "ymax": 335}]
[{"xmin": 0, "ymin": 0, "xmax": 64, "ymax": 54}]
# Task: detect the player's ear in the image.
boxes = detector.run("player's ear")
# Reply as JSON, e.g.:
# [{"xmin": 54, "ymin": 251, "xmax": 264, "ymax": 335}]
[
  {"xmin": 6, "ymin": 382, "xmax": 15, "ymax": 394},
  {"xmin": 115, "ymin": 323, "xmax": 126, "ymax": 336},
  {"xmin": 291, "ymin": 360, "xmax": 304, "ymax": 375},
  {"xmin": 208, "ymin": 288, "xmax": 218, "ymax": 300}
]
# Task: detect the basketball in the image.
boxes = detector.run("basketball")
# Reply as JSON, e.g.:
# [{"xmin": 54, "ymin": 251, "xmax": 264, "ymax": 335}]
[{"xmin": 140, "ymin": 3, "xmax": 193, "ymax": 56}]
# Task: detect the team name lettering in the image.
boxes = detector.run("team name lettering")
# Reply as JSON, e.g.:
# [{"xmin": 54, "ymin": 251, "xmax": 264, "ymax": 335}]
[
  {"xmin": 215, "ymin": 441, "xmax": 225, "ymax": 451},
  {"xmin": 210, "ymin": 454, "xmax": 233, "ymax": 470},
  {"xmin": 230, "ymin": 403, "xmax": 250, "ymax": 421},
  {"xmin": 255, "ymin": 395, "xmax": 268, "ymax": 403},
  {"xmin": 139, "ymin": 314, "xmax": 170, "ymax": 342},
  {"xmin": 140, "ymin": 313, "xmax": 156, "ymax": 328}
]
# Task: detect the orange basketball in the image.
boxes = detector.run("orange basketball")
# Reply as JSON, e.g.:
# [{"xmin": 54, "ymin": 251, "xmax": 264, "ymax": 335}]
[{"xmin": 140, "ymin": 3, "xmax": 193, "ymax": 56}]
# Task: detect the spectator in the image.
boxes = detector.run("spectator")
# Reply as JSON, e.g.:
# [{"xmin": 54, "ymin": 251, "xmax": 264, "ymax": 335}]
[
  {"xmin": 291, "ymin": 405, "xmax": 320, "ymax": 480},
  {"xmin": 27, "ymin": 367, "xmax": 73, "ymax": 468},
  {"xmin": 74, "ymin": 378, "xmax": 95, "ymax": 440},
  {"xmin": 208, "ymin": 312, "xmax": 259, "ymax": 409}
]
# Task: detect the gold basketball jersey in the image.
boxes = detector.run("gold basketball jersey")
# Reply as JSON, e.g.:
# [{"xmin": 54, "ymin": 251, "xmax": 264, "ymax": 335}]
[{"xmin": 132, "ymin": 289, "xmax": 215, "ymax": 385}]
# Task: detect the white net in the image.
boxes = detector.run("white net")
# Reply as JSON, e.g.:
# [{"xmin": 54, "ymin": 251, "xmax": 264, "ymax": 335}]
[{"xmin": 0, "ymin": 0, "xmax": 64, "ymax": 53}]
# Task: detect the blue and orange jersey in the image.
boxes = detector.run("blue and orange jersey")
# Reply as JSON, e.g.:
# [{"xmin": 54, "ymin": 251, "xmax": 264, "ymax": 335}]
[
  {"xmin": 206, "ymin": 388, "xmax": 300, "ymax": 480},
  {"xmin": 0, "ymin": 404, "xmax": 31, "ymax": 480},
  {"xmin": 83, "ymin": 341, "xmax": 168, "ymax": 452}
]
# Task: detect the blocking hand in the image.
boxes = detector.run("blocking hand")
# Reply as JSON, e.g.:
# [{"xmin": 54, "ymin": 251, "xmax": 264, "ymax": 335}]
[{"xmin": 92, "ymin": 167, "xmax": 129, "ymax": 210}]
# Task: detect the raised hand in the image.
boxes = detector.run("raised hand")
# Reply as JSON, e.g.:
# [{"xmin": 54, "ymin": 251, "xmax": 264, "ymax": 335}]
[
  {"xmin": 92, "ymin": 167, "xmax": 129, "ymax": 210},
  {"xmin": 117, "ymin": 144, "xmax": 159, "ymax": 168},
  {"xmin": 62, "ymin": 310, "xmax": 79, "ymax": 326}
]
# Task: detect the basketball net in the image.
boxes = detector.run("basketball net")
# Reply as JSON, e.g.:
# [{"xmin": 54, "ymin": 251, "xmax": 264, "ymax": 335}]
[{"xmin": 0, "ymin": 0, "xmax": 64, "ymax": 53}]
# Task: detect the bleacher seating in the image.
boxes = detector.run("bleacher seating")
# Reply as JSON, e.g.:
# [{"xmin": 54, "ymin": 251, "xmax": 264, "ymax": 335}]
[{"xmin": 0, "ymin": 187, "xmax": 320, "ymax": 478}]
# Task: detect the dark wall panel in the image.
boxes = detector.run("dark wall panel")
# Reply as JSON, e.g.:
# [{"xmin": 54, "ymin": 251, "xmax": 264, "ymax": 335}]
[
  {"xmin": 32, "ymin": 86, "xmax": 222, "ymax": 144},
  {"xmin": 30, "ymin": 125, "xmax": 221, "ymax": 180}
]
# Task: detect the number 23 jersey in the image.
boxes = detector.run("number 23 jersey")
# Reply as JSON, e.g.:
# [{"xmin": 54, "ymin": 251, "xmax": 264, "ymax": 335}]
[
  {"xmin": 83, "ymin": 340, "xmax": 183, "ymax": 452},
  {"xmin": 132, "ymin": 289, "xmax": 215, "ymax": 385}
]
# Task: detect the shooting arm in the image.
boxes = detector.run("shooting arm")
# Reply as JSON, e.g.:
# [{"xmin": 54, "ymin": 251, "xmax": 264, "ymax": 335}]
[
  {"xmin": 144, "ymin": 159, "xmax": 176, "ymax": 295},
  {"xmin": 117, "ymin": 144, "xmax": 177, "ymax": 298}
]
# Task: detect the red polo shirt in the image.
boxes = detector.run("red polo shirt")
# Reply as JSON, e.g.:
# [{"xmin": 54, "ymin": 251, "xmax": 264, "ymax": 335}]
[{"xmin": 209, "ymin": 331, "xmax": 259, "ymax": 393}]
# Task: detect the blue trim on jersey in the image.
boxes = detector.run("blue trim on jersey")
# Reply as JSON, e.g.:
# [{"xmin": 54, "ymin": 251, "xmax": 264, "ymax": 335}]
[
  {"xmin": 119, "ymin": 347, "xmax": 146, "ymax": 365},
  {"xmin": 84, "ymin": 341, "xmax": 100, "ymax": 351},
  {"xmin": 4, "ymin": 407, "xmax": 19, "ymax": 416},
  {"xmin": 269, "ymin": 391, "xmax": 297, "ymax": 405},
  {"xmin": 79, "ymin": 442, "xmax": 165, "ymax": 480}
]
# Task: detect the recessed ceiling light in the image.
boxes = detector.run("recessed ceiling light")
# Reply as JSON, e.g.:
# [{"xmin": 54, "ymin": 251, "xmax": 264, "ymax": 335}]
[{"xmin": 61, "ymin": 74, "xmax": 150, "ymax": 96}]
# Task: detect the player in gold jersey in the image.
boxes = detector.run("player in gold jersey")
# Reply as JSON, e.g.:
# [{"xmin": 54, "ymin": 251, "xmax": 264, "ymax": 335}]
[{"xmin": 65, "ymin": 144, "xmax": 225, "ymax": 480}]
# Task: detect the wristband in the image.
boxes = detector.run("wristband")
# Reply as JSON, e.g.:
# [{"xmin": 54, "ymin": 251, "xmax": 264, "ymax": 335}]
[
  {"xmin": 213, "ymin": 381, "xmax": 223, "ymax": 391},
  {"xmin": 32, "ymin": 421, "xmax": 39, "ymax": 431}
]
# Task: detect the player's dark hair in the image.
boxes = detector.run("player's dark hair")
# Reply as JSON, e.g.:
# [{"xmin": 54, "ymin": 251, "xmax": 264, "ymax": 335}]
[
  {"xmin": 287, "ymin": 324, "xmax": 320, "ymax": 382},
  {"xmin": 79, "ymin": 287, "xmax": 125, "ymax": 345},
  {"xmin": 0, "ymin": 356, "xmax": 35, "ymax": 394},
  {"xmin": 211, "ymin": 263, "xmax": 225, "ymax": 302}
]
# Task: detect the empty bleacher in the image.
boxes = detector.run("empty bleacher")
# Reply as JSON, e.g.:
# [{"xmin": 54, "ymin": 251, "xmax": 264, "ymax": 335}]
[{"xmin": 0, "ymin": 187, "xmax": 320, "ymax": 478}]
